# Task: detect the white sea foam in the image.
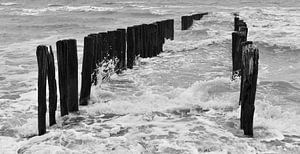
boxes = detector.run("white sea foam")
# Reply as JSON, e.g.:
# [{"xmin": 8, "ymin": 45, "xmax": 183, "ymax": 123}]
[{"xmin": 0, "ymin": 2, "xmax": 18, "ymax": 6}]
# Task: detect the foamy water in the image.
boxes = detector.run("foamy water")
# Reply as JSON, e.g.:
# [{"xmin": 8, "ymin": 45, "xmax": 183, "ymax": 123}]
[{"xmin": 0, "ymin": 0, "xmax": 299, "ymax": 153}]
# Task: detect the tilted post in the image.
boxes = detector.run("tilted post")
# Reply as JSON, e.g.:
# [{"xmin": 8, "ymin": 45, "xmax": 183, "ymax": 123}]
[{"xmin": 47, "ymin": 46, "xmax": 57, "ymax": 126}]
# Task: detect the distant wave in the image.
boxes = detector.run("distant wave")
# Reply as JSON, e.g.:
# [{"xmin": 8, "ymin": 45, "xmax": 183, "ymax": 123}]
[
  {"xmin": 9, "ymin": 5, "xmax": 122, "ymax": 16},
  {"xmin": 0, "ymin": 2, "xmax": 18, "ymax": 6}
]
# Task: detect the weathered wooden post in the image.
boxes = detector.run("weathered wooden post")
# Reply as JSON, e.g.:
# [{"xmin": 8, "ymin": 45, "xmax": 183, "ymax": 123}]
[
  {"xmin": 56, "ymin": 40, "xmax": 68, "ymax": 116},
  {"xmin": 36, "ymin": 45, "xmax": 48, "ymax": 135},
  {"xmin": 80, "ymin": 36, "xmax": 94, "ymax": 105},
  {"xmin": 127, "ymin": 26, "xmax": 135, "ymax": 68},
  {"xmin": 117, "ymin": 29, "xmax": 126, "ymax": 70},
  {"xmin": 66, "ymin": 39, "xmax": 78, "ymax": 112},
  {"xmin": 232, "ymin": 31, "xmax": 247, "ymax": 78},
  {"xmin": 240, "ymin": 41, "xmax": 259, "ymax": 137},
  {"xmin": 47, "ymin": 46, "xmax": 57, "ymax": 126}
]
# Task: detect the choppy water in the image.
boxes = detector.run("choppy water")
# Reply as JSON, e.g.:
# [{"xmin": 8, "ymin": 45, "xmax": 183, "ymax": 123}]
[{"xmin": 0, "ymin": 0, "xmax": 299, "ymax": 153}]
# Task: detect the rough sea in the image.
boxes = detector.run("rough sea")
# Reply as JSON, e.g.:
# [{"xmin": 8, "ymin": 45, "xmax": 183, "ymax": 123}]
[{"xmin": 0, "ymin": 0, "xmax": 299, "ymax": 153}]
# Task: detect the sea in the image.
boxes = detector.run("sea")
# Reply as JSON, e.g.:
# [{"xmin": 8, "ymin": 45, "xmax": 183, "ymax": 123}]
[{"xmin": 0, "ymin": 0, "xmax": 299, "ymax": 153}]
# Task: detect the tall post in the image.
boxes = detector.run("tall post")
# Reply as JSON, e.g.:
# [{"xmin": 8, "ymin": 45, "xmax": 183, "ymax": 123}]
[
  {"xmin": 56, "ymin": 40, "xmax": 68, "ymax": 116},
  {"xmin": 36, "ymin": 45, "xmax": 48, "ymax": 135},
  {"xmin": 80, "ymin": 36, "xmax": 95, "ymax": 105},
  {"xmin": 47, "ymin": 46, "xmax": 57, "ymax": 126},
  {"xmin": 240, "ymin": 41, "xmax": 259, "ymax": 137},
  {"xmin": 66, "ymin": 39, "xmax": 78, "ymax": 112}
]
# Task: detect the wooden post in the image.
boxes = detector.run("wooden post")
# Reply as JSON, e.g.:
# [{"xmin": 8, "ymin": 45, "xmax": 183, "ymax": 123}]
[
  {"xmin": 156, "ymin": 21, "xmax": 164, "ymax": 54},
  {"xmin": 87, "ymin": 34, "xmax": 98, "ymax": 86},
  {"xmin": 114, "ymin": 30, "xmax": 122, "ymax": 72},
  {"xmin": 240, "ymin": 41, "xmax": 259, "ymax": 137},
  {"xmin": 181, "ymin": 16, "xmax": 193, "ymax": 30},
  {"xmin": 98, "ymin": 32, "xmax": 108, "ymax": 62},
  {"xmin": 117, "ymin": 29, "xmax": 126, "ymax": 70},
  {"xmin": 80, "ymin": 36, "xmax": 94, "ymax": 105},
  {"xmin": 66, "ymin": 39, "xmax": 78, "ymax": 112},
  {"xmin": 127, "ymin": 27, "xmax": 134, "ymax": 68},
  {"xmin": 142, "ymin": 24, "xmax": 149, "ymax": 58},
  {"xmin": 56, "ymin": 40, "xmax": 68, "ymax": 116},
  {"xmin": 47, "ymin": 46, "xmax": 57, "ymax": 126},
  {"xmin": 232, "ymin": 31, "xmax": 247, "ymax": 78},
  {"xmin": 36, "ymin": 45, "xmax": 48, "ymax": 135},
  {"xmin": 234, "ymin": 16, "xmax": 239, "ymax": 31},
  {"xmin": 169, "ymin": 19, "xmax": 174, "ymax": 40},
  {"xmin": 192, "ymin": 14, "xmax": 201, "ymax": 20},
  {"xmin": 108, "ymin": 31, "xmax": 116, "ymax": 60}
]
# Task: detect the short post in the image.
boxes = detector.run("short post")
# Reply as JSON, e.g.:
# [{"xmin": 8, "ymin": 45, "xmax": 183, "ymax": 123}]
[
  {"xmin": 80, "ymin": 36, "xmax": 95, "ymax": 105},
  {"xmin": 47, "ymin": 46, "xmax": 57, "ymax": 126},
  {"xmin": 36, "ymin": 45, "xmax": 48, "ymax": 135},
  {"xmin": 66, "ymin": 39, "xmax": 78, "ymax": 112},
  {"xmin": 239, "ymin": 41, "xmax": 259, "ymax": 137},
  {"xmin": 56, "ymin": 40, "xmax": 68, "ymax": 116}
]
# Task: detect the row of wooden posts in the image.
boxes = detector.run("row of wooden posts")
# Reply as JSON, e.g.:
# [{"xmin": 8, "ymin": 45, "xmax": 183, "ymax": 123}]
[
  {"xmin": 36, "ymin": 13, "xmax": 208, "ymax": 136},
  {"xmin": 232, "ymin": 16, "xmax": 259, "ymax": 137}
]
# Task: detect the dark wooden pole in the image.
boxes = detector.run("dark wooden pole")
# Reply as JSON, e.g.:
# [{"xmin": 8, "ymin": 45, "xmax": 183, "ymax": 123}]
[
  {"xmin": 66, "ymin": 39, "xmax": 78, "ymax": 112},
  {"xmin": 240, "ymin": 41, "xmax": 259, "ymax": 137},
  {"xmin": 141, "ymin": 24, "xmax": 148, "ymax": 58},
  {"xmin": 98, "ymin": 32, "xmax": 108, "ymax": 62},
  {"xmin": 108, "ymin": 31, "xmax": 117, "ymax": 60},
  {"xmin": 181, "ymin": 16, "xmax": 193, "ymax": 30},
  {"xmin": 234, "ymin": 16, "xmax": 239, "ymax": 31},
  {"xmin": 117, "ymin": 29, "xmax": 126, "ymax": 70},
  {"xmin": 156, "ymin": 21, "xmax": 164, "ymax": 54},
  {"xmin": 88, "ymin": 34, "xmax": 99, "ymax": 86},
  {"xmin": 127, "ymin": 27, "xmax": 134, "ymax": 68},
  {"xmin": 80, "ymin": 36, "xmax": 95, "ymax": 105},
  {"xmin": 47, "ymin": 46, "xmax": 57, "ymax": 126},
  {"xmin": 36, "ymin": 45, "xmax": 48, "ymax": 135},
  {"xmin": 56, "ymin": 40, "xmax": 68, "ymax": 116},
  {"xmin": 192, "ymin": 14, "xmax": 201, "ymax": 20},
  {"xmin": 232, "ymin": 31, "xmax": 247, "ymax": 78},
  {"xmin": 169, "ymin": 19, "xmax": 174, "ymax": 40}
]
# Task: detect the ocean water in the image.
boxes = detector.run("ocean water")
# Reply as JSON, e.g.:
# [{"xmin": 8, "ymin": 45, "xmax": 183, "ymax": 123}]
[{"xmin": 0, "ymin": 0, "xmax": 299, "ymax": 153}]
